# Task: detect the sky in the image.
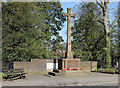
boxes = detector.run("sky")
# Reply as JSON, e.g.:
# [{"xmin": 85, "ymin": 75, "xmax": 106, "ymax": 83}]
[{"xmin": 59, "ymin": 2, "xmax": 119, "ymax": 43}]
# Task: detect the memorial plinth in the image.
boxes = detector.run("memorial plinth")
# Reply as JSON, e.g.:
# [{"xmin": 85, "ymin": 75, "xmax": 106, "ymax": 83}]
[{"xmin": 58, "ymin": 58, "xmax": 80, "ymax": 70}]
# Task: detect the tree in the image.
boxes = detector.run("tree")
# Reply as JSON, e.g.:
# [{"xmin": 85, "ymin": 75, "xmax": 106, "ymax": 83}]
[
  {"xmin": 38, "ymin": 2, "xmax": 66, "ymax": 58},
  {"xmin": 2, "ymin": 2, "xmax": 45, "ymax": 61},
  {"xmin": 96, "ymin": 0, "xmax": 119, "ymax": 68},
  {"xmin": 72, "ymin": 2, "xmax": 105, "ymax": 63},
  {"xmin": 2, "ymin": 2, "xmax": 66, "ymax": 62}
]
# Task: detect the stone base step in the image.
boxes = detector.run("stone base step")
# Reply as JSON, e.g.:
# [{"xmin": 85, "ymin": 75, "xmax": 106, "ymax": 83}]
[
  {"xmin": 48, "ymin": 72, "xmax": 62, "ymax": 76},
  {"xmin": 53, "ymin": 69, "xmax": 60, "ymax": 73},
  {"xmin": 48, "ymin": 69, "xmax": 90, "ymax": 77}
]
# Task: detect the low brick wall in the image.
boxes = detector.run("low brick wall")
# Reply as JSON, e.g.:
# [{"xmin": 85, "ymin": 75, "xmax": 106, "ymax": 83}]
[
  {"xmin": 14, "ymin": 59, "xmax": 53, "ymax": 73},
  {"xmin": 80, "ymin": 61, "xmax": 97, "ymax": 71},
  {"xmin": 58, "ymin": 58, "xmax": 80, "ymax": 69},
  {"xmin": 58, "ymin": 59, "xmax": 97, "ymax": 71},
  {"xmin": 14, "ymin": 59, "xmax": 97, "ymax": 73}
]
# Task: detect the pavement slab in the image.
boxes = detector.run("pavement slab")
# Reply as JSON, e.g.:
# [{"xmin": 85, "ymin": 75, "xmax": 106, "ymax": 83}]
[{"xmin": 2, "ymin": 72, "xmax": 118, "ymax": 86}]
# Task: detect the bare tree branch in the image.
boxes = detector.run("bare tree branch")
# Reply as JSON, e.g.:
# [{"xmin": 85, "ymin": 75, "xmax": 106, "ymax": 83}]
[
  {"xmin": 97, "ymin": 20, "xmax": 104, "ymax": 24},
  {"xmin": 104, "ymin": 0, "xmax": 109, "ymax": 8},
  {"xmin": 96, "ymin": 0, "xmax": 105, "ymax": 16},
  {"xmin": 101, "ymin": 0, "xmax": 104, "ymax": 7},
  {"xmin": 96, "ymin": 0, "xmax": 104, "ymax": 9},
  {"xmin": 110, "ymin": 25, "xmax": 120, "ymax": 34},
  {"xmin": 104, "ymin": 0, "xmax": 109, "ymax": 5},
  {"xmin": 109, "ymin": 15, "xmax": 119, "ymax": 31},
  {"xmin": 107, "ymin": 20, "xmax": 110, "ymax": 26}
]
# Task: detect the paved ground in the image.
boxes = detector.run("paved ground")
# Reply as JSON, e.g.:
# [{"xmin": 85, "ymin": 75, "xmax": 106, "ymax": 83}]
[{"xmin": 2, "ymin": 72, "xmax": 118, "ymax": 86}]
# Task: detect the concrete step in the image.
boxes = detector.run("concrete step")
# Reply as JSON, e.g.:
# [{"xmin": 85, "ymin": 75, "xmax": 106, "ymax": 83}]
[
  {"xmin": 48, "ymin": 72, "xmax": 57, "ymax": 76},
  {"xmin": 48, "ymin": 70, "xmax": 89, "ymax": 77},
  {"xmin": 53, "ymin": 69, "xmax": 65, "ymax": 74},
  {"xmin": 53, "ymin": 69, "xmax": 59, "ymax": 73},
  {"xmin": 48, "ymin": 71, "xmax": 64, "ymax": 76}
]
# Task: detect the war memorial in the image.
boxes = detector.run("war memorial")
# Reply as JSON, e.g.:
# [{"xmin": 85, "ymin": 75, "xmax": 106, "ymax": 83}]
[
  {"xmin": 12, "ymin": 8, "xmax": 97, "ymax": 74},
  {"xmin": 1, "ymin": 2, "xmax": 119, "ymax": 87}
]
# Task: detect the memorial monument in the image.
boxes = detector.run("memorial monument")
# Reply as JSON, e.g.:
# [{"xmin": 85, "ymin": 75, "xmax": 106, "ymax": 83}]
[
  {"xmin": 63, "ymin": 8, "xmax": 76, "ymax": 58},
  {"xmin": 48, "ymin": 8, "xmax": 97, "ymax": 76},
  {"xmin": 58, "ymin": 8, "xmax": 80, "ymax": 70}
]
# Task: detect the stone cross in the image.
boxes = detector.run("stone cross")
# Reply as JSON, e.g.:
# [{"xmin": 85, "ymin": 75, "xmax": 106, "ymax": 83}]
[{"xmin": 63, "ymin": 8, "xmax": 76, "ymax": 58}]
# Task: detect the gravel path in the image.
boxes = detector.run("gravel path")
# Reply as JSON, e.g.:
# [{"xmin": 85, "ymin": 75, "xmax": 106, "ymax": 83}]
[{"xmin": 2, "ymin": 72, "xmax": 118, "ymax": 86}]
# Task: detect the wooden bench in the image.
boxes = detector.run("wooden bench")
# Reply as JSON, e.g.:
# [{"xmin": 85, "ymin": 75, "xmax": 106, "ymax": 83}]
[{"xmin": 2, "ymin": 69, "xmax": 26, "ymax": 81}]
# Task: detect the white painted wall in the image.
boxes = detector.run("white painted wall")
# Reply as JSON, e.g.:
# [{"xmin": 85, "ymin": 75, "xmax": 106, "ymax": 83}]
[{"xmin": 46, "ymin": 63, "xmax": 58, "ymax": 70}]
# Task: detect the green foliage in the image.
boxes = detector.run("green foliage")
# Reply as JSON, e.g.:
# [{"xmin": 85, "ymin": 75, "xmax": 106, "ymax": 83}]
[
  {"xmin": 72, "ymin": 2, "xmax": 119, "ymax": 68},
  {"xmin": 2, "ymin": 2, "xmax": 66, "ymax": 62},
  {"xmin": 72, "ymin": 2, "xmax": 105, "ymax": 61},
  {"xmin": 97, "ymin": 68, "xmax": 116, "ymax": 72}
]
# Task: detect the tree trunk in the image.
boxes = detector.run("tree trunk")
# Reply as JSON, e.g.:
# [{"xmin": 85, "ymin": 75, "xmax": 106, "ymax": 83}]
[
  {"xmin": 104, "ymin": 1, "xmax": 111, "ymax": 68},
  {"xmin": 96, "ymin": 0, "xmax": 118, "ymax": 68},
  {"xmin": 106, "ymin": 33, "xmax": 111, "ymax": 68}
]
